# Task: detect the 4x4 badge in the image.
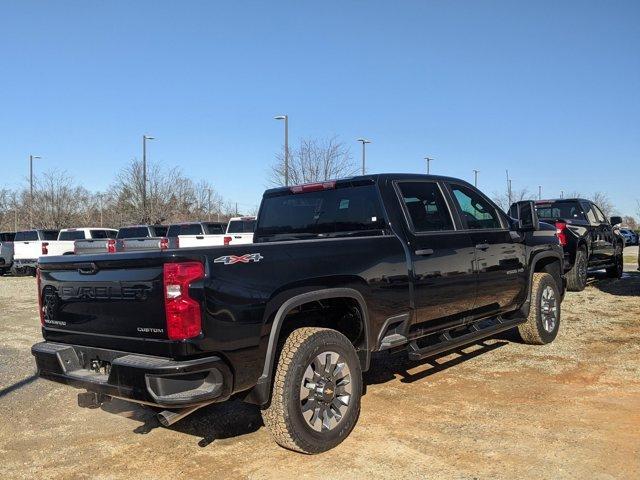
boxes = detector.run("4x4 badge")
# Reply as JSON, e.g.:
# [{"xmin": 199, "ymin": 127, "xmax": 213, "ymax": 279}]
[{"xmin": 214, "ymin": 253, "xmax": 263, "ymax": 265}]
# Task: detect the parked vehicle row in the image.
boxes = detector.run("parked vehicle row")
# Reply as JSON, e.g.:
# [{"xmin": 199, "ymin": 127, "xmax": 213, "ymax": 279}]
[
  {"xmin": 32, "ymin": 174, "xmax": 566, "ymax": 454},
  {"xmin": 1, "ymin": 217, "xmax": 258, "ymax": 275},
  {"xmin": 618, "ymin": 228, "xmax": 639, "ymax": 246},
  {"xmin": 511, "ymin": 198, "xmax": 625, "ymax": 292}
]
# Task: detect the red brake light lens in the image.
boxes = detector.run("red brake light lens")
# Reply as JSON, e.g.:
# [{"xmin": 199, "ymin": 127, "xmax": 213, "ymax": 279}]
[
  {"xmin": 555, "ymin": 221, "xmax": 568, "ymax": 246},
  {"xmin": 163, "ymin": 262, "xmax": 204, "ymax": 340},
  {"xmin": 223, "ymin": 236, "xmax": 232, "ymax": 246},
  {"xmin": 107, "ymin": 239, "xmax": 116, "ymax": 253},
  {"xmin": 36, "ymin": 268, "xmax": 44, "ymax": 326},
  {"xmin": 41, "ymin": 242, "xmax": 49, "ymax": 255},
  {"xmin": 290, "ymin": 181, "xmax": 336, "ymax": 194}
]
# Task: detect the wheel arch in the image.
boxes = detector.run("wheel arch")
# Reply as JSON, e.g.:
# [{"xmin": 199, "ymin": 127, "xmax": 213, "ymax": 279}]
[{"xmin": 245, "ymin": 287, "xmax": 370, "ymax": 405}]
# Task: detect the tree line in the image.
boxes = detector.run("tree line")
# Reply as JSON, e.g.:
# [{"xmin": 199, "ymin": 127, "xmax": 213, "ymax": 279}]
[{"xmin": 1, "ymin": 136, "xmax": 635, "ymax": 232}]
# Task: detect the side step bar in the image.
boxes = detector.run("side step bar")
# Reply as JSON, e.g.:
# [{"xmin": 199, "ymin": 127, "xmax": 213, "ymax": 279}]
[{"xmin": 407, "ymin": 317, "xmax": 525, "ymax": 361}]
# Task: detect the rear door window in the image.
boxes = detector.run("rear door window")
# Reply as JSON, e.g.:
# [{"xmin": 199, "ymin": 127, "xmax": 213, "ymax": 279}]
[
  {"xmin": 397, "ymin": 182, "xmax": 454, "ymax": 232},
  {"xmin": 449, "ymin": 184, "xmax": 502, "ymax": 230}
]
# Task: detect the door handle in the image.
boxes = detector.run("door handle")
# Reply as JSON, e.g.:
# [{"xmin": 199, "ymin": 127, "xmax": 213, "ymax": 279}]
[
  {"xmin": 475, "ymin": 243, "xmax": 490, "ymax": 250},
  {"xmin": 415, "ymin": 249, "xmax": 434, "ymax": 256}
]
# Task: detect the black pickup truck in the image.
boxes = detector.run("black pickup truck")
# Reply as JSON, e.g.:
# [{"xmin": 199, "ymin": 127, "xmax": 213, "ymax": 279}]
[
  {"xmin": 531, "ymin": 198, "xmax": 624, "ymax": 291},
  {"xmin": 32, "ymin": 174, "xmax": 564, "ymax": 454}
]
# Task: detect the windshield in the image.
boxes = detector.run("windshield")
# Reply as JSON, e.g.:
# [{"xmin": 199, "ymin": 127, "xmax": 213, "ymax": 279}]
[
  {"xmin": 255, "ymin": 184, "xmax": 386, "ymax": 242},
  {"xmin": 535, "ymin": 201, "xmax": 585, "ymax": 220},
  {"xmin": 227, "ymin": 220, "xmax": 256, "ymax": 234},
  {"xmin": 58, "ymin": 231, "xmax": 87, "ymax": 241}
]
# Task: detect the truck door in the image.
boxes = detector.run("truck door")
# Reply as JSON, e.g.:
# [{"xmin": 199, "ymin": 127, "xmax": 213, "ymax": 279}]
[
  {"xmin": 395, "ymin": 181, "xmax": 476, "ymax": 328},
  {"xmin": 591, "ymin": 203, "xmax": 615, "ymax": 264},
  {"xmin": 446, "ymin": 183, "xmax": 527, "ymax": 316}
]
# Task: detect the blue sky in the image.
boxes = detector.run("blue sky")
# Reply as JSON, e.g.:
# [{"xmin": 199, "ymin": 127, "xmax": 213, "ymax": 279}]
[{"xmin": 1, "ymin": 1, "xmax": 639, "ymax": 215}]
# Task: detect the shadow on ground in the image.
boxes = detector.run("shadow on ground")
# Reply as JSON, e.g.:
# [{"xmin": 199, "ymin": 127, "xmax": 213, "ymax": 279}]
[{"xmin": 588, "ymin": 270, "xmax": 640, "ymax": 297}]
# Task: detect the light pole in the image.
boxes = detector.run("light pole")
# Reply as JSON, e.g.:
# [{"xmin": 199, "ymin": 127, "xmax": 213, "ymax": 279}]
[
  {"xmin": 142, "ymin": 135, "xmax": 154, "ymax": 220},
  {"xmin": 29, "ymin": 154, "xmax": 42, "ymax": 227},
  {"xmin": 508, "ymin": 179, "xmax": 513, "ymax": 205},
  {"xmin": 357, "ymin": 138, "xmax": 371, "ymax": 175},
  {"xmin": 538, "ymin": 185, "xmax": 542, "ymax": 200},
  {"xmin": 424, "ymin": 157, "xmax": 434, "ymax": 174},
  {"xmin": 274, "ymin": 115, "xmax": 289, "ymax": 186},
  {"xmin": 97, "ymin": 193, "xmax": 104, "ymax": 227},
  {"xmin": 473, "ymin": 169, "xmax": 479, "ymax": 187}
]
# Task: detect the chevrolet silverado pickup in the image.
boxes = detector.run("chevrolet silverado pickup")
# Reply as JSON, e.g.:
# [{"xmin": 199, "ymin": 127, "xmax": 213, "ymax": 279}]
[
  {"xmin": 13, "ymin": 229, "xmax": 59, "ymax": 275},
  {"xmin": 32, "ymin": 174, "xmax": 564, "ymax": 454},
  {"xmin": 532, "ymin": 198, "xmax": 623, "ymax": 291}
]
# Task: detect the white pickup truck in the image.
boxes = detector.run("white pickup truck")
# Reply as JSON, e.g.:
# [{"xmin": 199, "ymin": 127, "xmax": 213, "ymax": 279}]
[
  {"xmin": 12, "ymin": 229, "xmax": 59, "ymax": 276},
  {"xmin": 42, "ymin": 228, "xmax": 118, "ymax": 257},
  {"xmin": 176, "ymin": 217, "xmax": 256, "ymax": 248}
]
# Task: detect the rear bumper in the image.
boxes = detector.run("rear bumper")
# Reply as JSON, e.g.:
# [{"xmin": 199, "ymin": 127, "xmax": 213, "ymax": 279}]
[{"xmin": 32, "ymin": 342, "xmax": 233, "ymax": 408}]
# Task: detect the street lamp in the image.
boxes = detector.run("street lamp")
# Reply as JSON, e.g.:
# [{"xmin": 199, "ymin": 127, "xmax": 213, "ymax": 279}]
[
  {"xmin": 538, "ymin": 185, "xmax": 542, "ymax": 200},
  {"xmin": 29, "ymin": 154, "xmax": 42, "ymax": 227},
  {"xmin": 473, "ymin": 169, "xmax": 479, "ymax": 187},
  {"xmin": 424, "ymin": 157, "xmax": 434, "ymax": 174},
  {"xmin": 357, "ymin": 138, "xmax": 371, "ymax": 175},
  {"xmin": 142, "ymin": 135, "xmax": 155, "ymax": 220},
  {"xmin": 274, "ymin": 115, "xmax": 289, "ymax": 186}
]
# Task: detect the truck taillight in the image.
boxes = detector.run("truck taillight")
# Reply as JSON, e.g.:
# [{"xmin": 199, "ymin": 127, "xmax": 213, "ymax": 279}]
[
  {"xmin": 36, "ymin": 268, "xmax": 44, "ymax": 326},
  {"xmin": 555, "ymin": 221, "xmax": 568, "ymax": 246},
  {"xmin": 159, "ymin": 237, "xmax": 169, "ymax": 250},
  {"xmin": 224, "ymin": 236, "xmax": 232, "ymax": 246},
  {"xmin": 41, "ymin": 242, "xmax": 49, "ymax": 255},
  {"xmin": 107, "ymin": 239, "xmax": 116, "ymax": 253},
  {"xmin": 163, "ymin": 262, "xmax": 204, "ymax": 340}
]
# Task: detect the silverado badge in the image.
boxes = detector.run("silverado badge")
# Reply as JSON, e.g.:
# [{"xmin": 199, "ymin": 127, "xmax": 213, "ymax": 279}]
[{"xmin": 214, "ymin": 253, "xmax": 263, "ymax": 265}]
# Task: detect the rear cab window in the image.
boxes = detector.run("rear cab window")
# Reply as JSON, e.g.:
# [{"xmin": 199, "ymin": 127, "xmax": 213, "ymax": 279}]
[
  {"xmin": 536, "ymin": 201, "xmax": 586, "ymax": 221},
  {"xmin": 15, "ymin": 231, "xmax": 38, "ymax": 241},
  {"xmin": 255, "ymin": 181, "xmax": 387, "ymax": 243},
  {"xmin": 227, "ymin": 219, "xmax": 256, "ymax": 234},
  {"xmin": 117, "ymin": 227, "xmax": 151, "ymax": 239},
  {"xmin": 205, "ymin": 223, "xmax": 226, "ymax": 234},
  {"xmin": 167, "ymin": 224, "xmax": 204, "ymax": 237},
  {"xmin": 89, "ymin": 230, "xmax": 117, "ymax": 239},
  {"xmin": 58, "ymin": 230, "xmax": 87, "ymax": 241},
  {"xmin": 42, "ymin": 230, "xmax": 59, "ymax": 240}
]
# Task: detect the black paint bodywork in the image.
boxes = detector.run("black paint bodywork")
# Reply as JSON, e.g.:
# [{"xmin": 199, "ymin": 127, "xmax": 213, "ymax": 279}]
[{"xmin": 33, "ymin": 174, "xmax": 564, "ymax": 408}]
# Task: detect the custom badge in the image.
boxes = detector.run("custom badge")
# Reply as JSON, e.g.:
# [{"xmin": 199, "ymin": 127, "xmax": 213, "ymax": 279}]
[{"xmin": 213, "ymin": 253, "xmax": 264, "ymax": 265}]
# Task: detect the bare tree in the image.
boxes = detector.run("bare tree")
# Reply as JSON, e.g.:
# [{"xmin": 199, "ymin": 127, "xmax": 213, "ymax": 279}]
[
  {"xmin": 492, "ymin": 187, "xmax": 532, "ymax": 211},
  {"xmin": 269, "ymin": 136, "xmax": 357, "ymax": 186},
  {"xmin": 622, "ymin": 216, "xmax": 638, "ymax": 229},
  {"xmin": 590, "ymin": 192, "xmax": 615, "ymax": 219}
]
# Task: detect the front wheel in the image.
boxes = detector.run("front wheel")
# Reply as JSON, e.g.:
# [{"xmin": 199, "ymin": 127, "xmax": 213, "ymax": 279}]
[
  {"xmin": 606, "ymin": 243, "xmax": 623, "ymax": 278},
  {"xmin": 518, "ymin": 272, "xmax": 561, "ymax": 345},
  {"xmin": 261, "ymin": 327, "xmax": 362, "ymax": 454}
]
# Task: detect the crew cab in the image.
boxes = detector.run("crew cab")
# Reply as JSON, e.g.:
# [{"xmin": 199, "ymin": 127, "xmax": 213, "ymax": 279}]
[
  {"xmin": 224, "ymin": 216, "xmax": 256, "ymax": 245},
  {"xmin": 13, "ymin": 229, "xmax": 59, "ymax": 275},
  {"xmin": 531, "ymin": 198, "xmax": 624, "ymax": 291},
  {"xmin": 41, "ymin": 228, "xmax": 118, "ymax": 257},
  {"xmin": 0, "ymin": 232, "xmax": 16, "ymax": 275},
  {"xmin": 32, "ymin": 174, "xmax": 564, "ymax": 454},
  {"xmin": 169, "ymin": 222, "xmax": 227, "ymax": 249}
]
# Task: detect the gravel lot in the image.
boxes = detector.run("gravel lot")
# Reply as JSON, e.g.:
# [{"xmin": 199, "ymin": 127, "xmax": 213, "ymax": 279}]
[{"xmin": 1, "ymin": 254, "xmax": 638, "ymax": 479}]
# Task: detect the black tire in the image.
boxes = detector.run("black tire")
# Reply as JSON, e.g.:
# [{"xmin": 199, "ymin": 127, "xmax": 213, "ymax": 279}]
[
  {"xmin": 261, "ymin": 327, "xmax": 362, "ymax": 454},
  {"xmin": 566, "ymin": 247, "xmax": 587, "ymax": 291},
  {"xmin": 518, "ymin": 272, "xmax": 561, "ymax": 345},
  {"xmin": 605, "ymin": 243, "xmax": 623, "ymax": 278},
  {"xmin": 0, "ymin": 268, "xmax": 6, "ymax": 276},
  {"xmin": 10, "ymin": 264, "xmax": 21, "ymax": 277}
]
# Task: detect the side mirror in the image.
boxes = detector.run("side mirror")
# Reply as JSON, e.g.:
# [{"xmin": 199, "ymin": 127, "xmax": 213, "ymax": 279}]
[
  {"xmin": 610, "ymin": 216, "xmax": 622, "ymax": 226},
  {"xmin": 509, "ymin": 201, "xmax": 540, "ymax": 231}
]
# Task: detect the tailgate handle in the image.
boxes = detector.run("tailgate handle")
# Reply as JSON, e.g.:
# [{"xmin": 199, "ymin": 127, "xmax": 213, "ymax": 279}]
[
  {"xmin": 196, "ymin": 235, "xmax": 204, "ymax": 239},
  {"xmin": 77, "ymin": 262, "xmax": 99, "ymax": 275}
]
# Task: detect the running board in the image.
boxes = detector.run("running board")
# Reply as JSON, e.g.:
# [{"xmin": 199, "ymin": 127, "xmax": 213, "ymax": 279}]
[{"xmin": 407, "ymin": 317, "xmax": 525, "ymax": 361}]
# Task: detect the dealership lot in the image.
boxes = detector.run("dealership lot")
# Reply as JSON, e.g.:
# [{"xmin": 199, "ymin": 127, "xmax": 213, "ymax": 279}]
[{"xmin": 1, "ymin": 256, "xmax": 638, "ymax": 479}]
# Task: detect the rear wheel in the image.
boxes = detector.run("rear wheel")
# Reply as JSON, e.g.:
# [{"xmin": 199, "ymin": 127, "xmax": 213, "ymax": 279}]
[
  {"xmin": 566, "ymin": 247, "xmax": 587, "ymax": 291},
  {"xmin": 606, "ymin": 243, "xmax": 623, "ymax": 278},
  {"xmin": 261, "ymin": 327, "xmax": 362, "ymax": 454},
  {"xmin": 518, "ymin": 272, "xmax": 561, "ymax": 345}
]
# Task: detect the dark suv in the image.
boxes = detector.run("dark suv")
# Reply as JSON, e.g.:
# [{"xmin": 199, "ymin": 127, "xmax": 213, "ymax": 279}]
[{"xmin": 532, "ymin": 198, "xmax": 624, "ymax": 291}]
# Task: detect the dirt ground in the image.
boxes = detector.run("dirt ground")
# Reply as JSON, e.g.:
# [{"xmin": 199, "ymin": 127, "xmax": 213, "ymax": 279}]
[{"xmin": 1, "ymin": 255, "xmax": 639, "ymax": 479}]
